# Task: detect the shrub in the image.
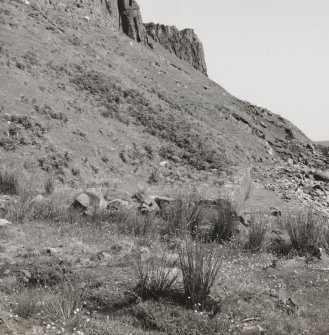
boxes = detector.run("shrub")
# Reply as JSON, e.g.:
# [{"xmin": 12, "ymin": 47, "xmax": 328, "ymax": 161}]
[
  {"xmin": 161, "ymin": 195, "xmax": 202, "ymax": 238},
  {"xmin": 116, "ymin": 210, "xmax": 155, "ymax": 237},
  {"xmin": 44, "ymin": 173, "xmax": 55, "ymax": 195},
  {"xmin": 13, "ymin": 288, "xmax": 40, "ymax": 319},
  {"xmin": 210, "ymin": 199, "xmax": 237, "ymax": 242},
  {"xmin": 135, "ymin": 252, "xmax": 179, "ymax": 300},
  {"xmin": 284, "ymin": 210, "xmax": 328, "ymax": 254},
  {"xmin": 0, "ymin": 165, "xmax": 19, "ymax": 195},
  {"xmin": 6, "ymin": 179, "xmax": 36, "ymax": 222},
  {"xmin": 244, "ymin": 216, "xmax": 268, "ymax": 252},
  {"xmin": 179, "ymin": 241, "xmax": 221, "ymax": 310},
  {"xmin": 43, "ymin": 280, "xmax": 84, "ymax": 331},
  {"xmin": 147, "ymin": 168, "xmax": 160, "ymax": 185}
]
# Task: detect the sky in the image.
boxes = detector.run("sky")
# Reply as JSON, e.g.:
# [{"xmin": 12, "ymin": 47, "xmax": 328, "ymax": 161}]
[{"xmin": 138, "ymin": 0, "xmax": 329, "ymax": 141}]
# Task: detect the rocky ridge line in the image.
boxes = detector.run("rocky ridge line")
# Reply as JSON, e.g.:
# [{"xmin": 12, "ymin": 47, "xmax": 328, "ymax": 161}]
[
  {"xmin": 145, "ymin": 23, "xmax": 208, "ymax": 76},
  {"xmin": 26, "ymin": 0, "xmax": 207, "ymax": 75}
]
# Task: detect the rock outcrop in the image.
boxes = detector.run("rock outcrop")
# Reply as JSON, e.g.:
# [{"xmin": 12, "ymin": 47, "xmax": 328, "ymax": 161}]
[
  {"xmin": 118, "ymin": 0, "xmax": 148, "ymax": 44},
  {"xmin": 27, "ymin": 1, "xmax": 206, "ymax": 73},
  {"xmin": 28, "ymin": 0, "xmax": 147, "ymax": 43},
  {"xmin": 144, "ymin": 23, "xmax": 208, "ymax": 75}
]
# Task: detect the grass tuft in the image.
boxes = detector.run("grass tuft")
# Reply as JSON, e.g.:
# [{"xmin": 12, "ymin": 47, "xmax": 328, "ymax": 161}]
[
  {"xmin": 0, "ymin": 165, "xmax": 20, "ymax": 195},
  {"xmin": 284, "ymin": 210, "xmax": 328, "ymax": 255},
  {"xmin": 135, "ymin": 252, "xmax": 179, "ymax": 300},
  {"xmin": 244, "ymin": 215, "xmax": 268, "ymax": 252},
  {"xmin": 179, "ymin": 240, "xmax": 221, "ymax": 310}
]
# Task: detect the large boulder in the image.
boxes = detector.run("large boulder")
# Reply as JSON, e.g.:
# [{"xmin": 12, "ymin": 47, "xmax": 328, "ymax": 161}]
[
  {"xmin": 70, "ymin": 191, "xmax": 108, "ymax": 216},
  {"xmin": 131, "ymin": 191, "xmax": 159, "ymax": 213}
]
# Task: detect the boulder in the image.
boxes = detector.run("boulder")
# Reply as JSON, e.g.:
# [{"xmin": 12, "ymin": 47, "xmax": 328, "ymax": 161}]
[
  {"xmin": 0, "ymin": 219, "xmax": 12, "ymax": 227},
  {"xmin": 313, "ymin": 170, "xmax": 329, "ymax": 183},
  {"xmin": 107, "ymin": 199, "xmax": 130, "ymax": 211},
  {"xmin": 241, "ymin": 325, "xmax": 266, "ymax": 335},
  {"xmin": 132, "ymin": 191, "xmax": 159, "ymax": 213},
  {"xmin": 70, "ymin": 191, "xmax": 108, "ymax": 216}
]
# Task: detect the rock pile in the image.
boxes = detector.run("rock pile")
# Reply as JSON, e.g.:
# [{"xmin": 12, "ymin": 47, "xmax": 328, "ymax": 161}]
[{"xmin": 266, "ymin": 163, "xmax": 329, "ymax": 215}]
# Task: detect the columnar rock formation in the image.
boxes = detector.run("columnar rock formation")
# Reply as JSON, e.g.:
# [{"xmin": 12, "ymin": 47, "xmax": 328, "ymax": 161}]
[
  {"xmin": 117, "ymin": 0, "xmax": 148, "ymax": 44},
  {"xmin": 144, "ymin": 23, "xmax": 208, "ymax": 76}
]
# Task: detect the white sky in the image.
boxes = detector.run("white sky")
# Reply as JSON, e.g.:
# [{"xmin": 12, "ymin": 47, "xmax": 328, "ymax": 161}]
[{"xmin": 138, "ymin": 0, "xmax": 329, "ymax": 141}]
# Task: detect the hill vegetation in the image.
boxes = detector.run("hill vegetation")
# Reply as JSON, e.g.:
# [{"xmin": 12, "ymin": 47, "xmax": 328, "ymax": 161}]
[{"xmin": 1, "ymin": 1, "xmax": 329, "ymax": 334}]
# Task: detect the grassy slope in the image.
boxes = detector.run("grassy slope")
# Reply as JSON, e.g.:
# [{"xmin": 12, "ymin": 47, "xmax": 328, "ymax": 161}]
[{"xmin": 0, "ymin": 0, "xmax": 315, "ymax": 195}]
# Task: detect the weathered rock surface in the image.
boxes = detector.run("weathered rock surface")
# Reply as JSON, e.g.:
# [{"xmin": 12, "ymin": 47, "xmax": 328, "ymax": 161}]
[
  {"xmin": 145, "ymin": 23, "xmax": 208, "ymax": 75},
  {"xmin": 118, "ymin": 0, "xmax": 148, "ymax": 44},
  {"xmin": 71, "ymin": 191, "xmax": 108, "ymax": 216}
]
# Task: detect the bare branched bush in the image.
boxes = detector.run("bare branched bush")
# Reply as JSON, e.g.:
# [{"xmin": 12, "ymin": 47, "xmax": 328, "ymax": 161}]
[
  {"xmin": 179, "ymin": 241, "xmax": 221, "ymax": 309},
  {"xmin": 284, "ymin": 210, "xmax": 328, "ymax": 254}
]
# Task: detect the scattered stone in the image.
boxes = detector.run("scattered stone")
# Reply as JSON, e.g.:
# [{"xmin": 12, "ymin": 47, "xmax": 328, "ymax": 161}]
[
  {"xmin": 270, "ymin": 207, "xmax": 281, "ymax": 217},
  {"xmin": 241, "ymin": 325, "xmax": 266, "ymax": 335},
  {"xmin": 96, "ymin": 251, "xmax": 112, "ymax": 262},
  {"xmin": 287, "ymin": 158, "xmax": 294, "ymax": 165},
  {"xmin": 20, "ymin": 269, "xmax": 32, "ymax": 283},
  {"xmin": 107, "ymin": 199, "xmax": 130, "ymax": 211},
  {"xmin": 42, "ymin": 247, "xmax": 58, "ymax": 256},
  {"xmin": 0, "ymin": 219, "xmax": 12, "ymax": 227}
]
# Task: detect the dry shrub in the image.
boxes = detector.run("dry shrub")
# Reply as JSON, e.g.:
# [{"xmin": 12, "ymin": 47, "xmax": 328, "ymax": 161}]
[
  {"xmin": 161, "ymin": 196, "xmax": 202, "ymax": 238},
  {"xmin": 244, "ymin": 215, "xmax": 268, "ymax": 252},
  {"xmin": 43, "ymin": 280, "xmax": 85, "ymax": 331},
  {"xmin": 6, "ymin": 178, "xmax": 36, "ymax": 222},
  {"xmin": 116, "ymin": 210, "xmax": 155, "ymax": 237},
  {"xmin": 13, "ymin": 288, "xmax": 41, "ymax": 319},
  {"xmin": 0, "ymin": 165, "xmax": 19, "ymax": 195},
  {"xmin": 284, "ymin": 210, "xmax": 328, "ymax": 254},
  {"xmin": 136, "ymin": 252, "xmax": 179, "ymax": 299},
  {"xmin": 179, "ymin": 241, "xmax": 221, "ymax": 310},
  {"xmin": 210, "ymin": 199, "xmax": 237, "ymax": 242},
  {"xmin": 161, "ymin": 195, "xmax": 237, "ymax": 243},
  {"xmin": 44, "ymin": 173, "xmax": 55, "ymax": 195}
]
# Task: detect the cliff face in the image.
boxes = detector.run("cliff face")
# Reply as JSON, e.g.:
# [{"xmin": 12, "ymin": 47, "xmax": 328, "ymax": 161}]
[
  {"xmin": 117, "ymin": 0, "xmax": 148, "ymax": 44},
  {"xmin": 27, "ymin": 1, "xmax": 207, "ymax": 74},
  {"xmin": 144, "ymin": 23, "xmax": 208, "ymax": 76}
]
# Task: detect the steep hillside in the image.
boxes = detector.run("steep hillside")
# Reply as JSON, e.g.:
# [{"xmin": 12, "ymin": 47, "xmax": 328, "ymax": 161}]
[{"xmin": 0, "ymin": 0, "xmax": 326, "ymax": 196}]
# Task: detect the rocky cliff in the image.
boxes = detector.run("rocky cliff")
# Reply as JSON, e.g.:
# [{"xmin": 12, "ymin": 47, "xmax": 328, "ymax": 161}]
[
  {"xmin": 144, "ymin": 23, "xmax": 208, "ymax": 76},
  {"xmin": 26, "ymin": 0, "xmax": 207, "ymax": 74}
]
